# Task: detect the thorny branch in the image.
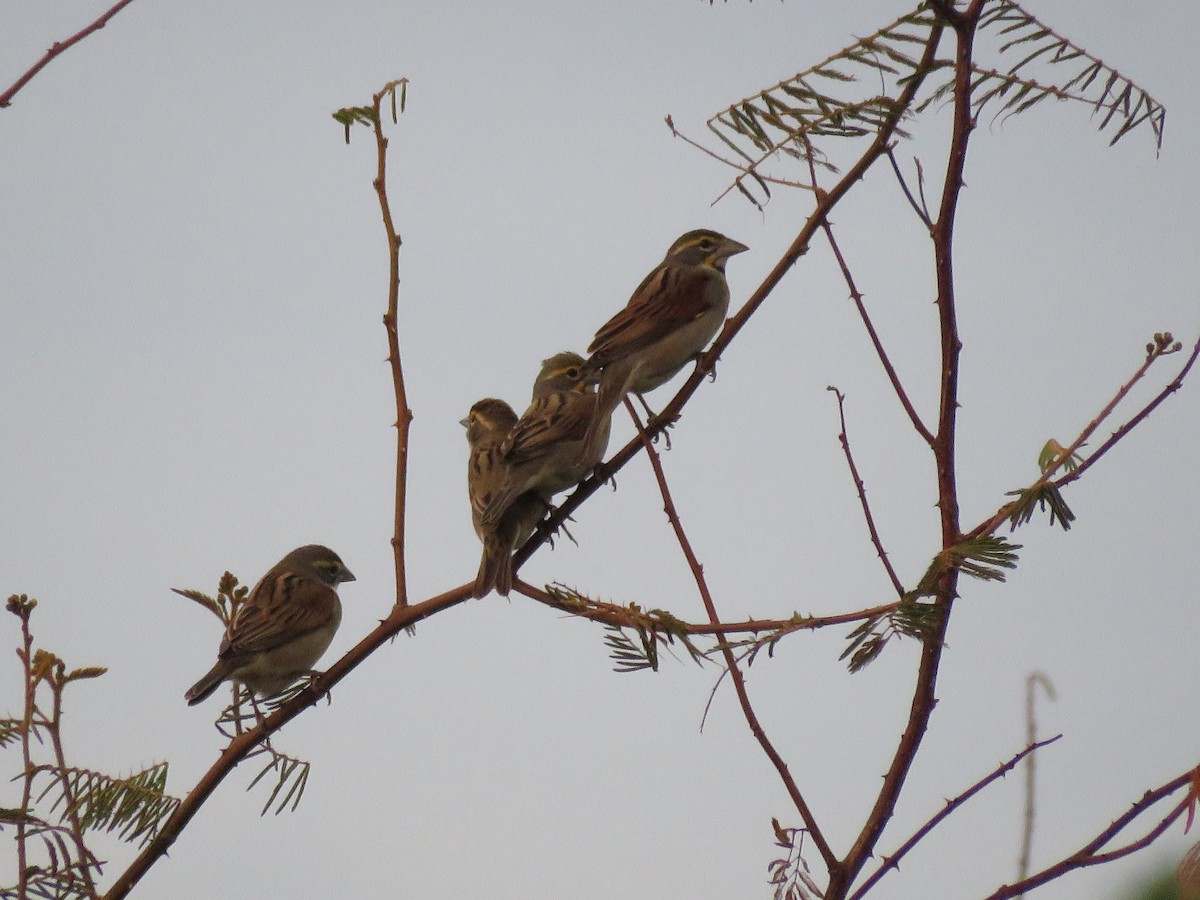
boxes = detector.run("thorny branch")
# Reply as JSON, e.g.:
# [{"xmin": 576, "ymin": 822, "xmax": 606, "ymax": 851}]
[
  {"xmin": 626, "ymin": 397, "xmax": 837, "ymax": 872},
  {"xmin": 807, "ymin": 142, "xmax": 934, "ymax": 448},
  {"xmin": 0, "ymin": 0, "xmax": 138, "ymax": 108},
  {"xmin": 982, "ymin": 769, "xmax": 1196, "ymax": 899},
  {"xmin": 964, "ymin": 331, "xmax": 1198, "ymax": 542},
  {"xmin": 849, "ymin": 735, "xmax": 1063, "ymax": 899},
  {"xmin": 828, "ymin": 387, "xmax": 906, "ymax": 598},
  {"xmin": 369, "ymin": 79, "xmax": 413, "ymax": 609}
]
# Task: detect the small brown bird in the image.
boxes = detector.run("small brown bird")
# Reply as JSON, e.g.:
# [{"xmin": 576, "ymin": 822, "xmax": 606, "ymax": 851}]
[
  {"xmin": 480, "ymin": 352, "xmax": 611, "ymax": 529},
  {"xmin": 463, "ymin": 398, "xmax": 545, "ymax": 598},
  {"xmin": 582, "ymin": 229, "xmax": 748, "ymax": 442},
  {"xmin": 184, "ymin": 545, "xmax": 355, "ymax": 705}
]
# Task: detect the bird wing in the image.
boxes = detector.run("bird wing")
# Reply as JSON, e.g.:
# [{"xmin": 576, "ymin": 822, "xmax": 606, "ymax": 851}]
[
  {"xmin": 469, "ymin": 442, "xmax": 509, "ymax": 522},
  {"xmin": 220, "ymin": 572, "xmax": 338, "ymax": 656},
  {"xmin": 587, "ymin": 263, "xmax": 717, "ymax": 367},
  {"xmin": 503, "ymin": 392, "xmax": 593, "ymax": 465}
]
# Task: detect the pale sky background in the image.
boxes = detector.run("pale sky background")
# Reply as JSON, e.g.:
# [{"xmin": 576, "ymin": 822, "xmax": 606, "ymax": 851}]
[{"xmin": 2, "ymin": 2, "xmax": 1197, "ymax": 898}]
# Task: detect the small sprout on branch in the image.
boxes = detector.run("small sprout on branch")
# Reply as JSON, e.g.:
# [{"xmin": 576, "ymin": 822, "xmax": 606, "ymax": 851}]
[
  {"xmin": 604, "ymin": 625, "xmax": 659, "ymax": 673},
  {"xmin": 331, "ymin": 105, "xmax": 379, "ymax": 144},
  {"xmin": 171, "ymin": 572, "xmax": 248, "ymax": 627},
  {"xmin": 840, "ymin": 598, "xmax": 944, "ymax": 673},
  {"xmin": 1147, "ymin": 330, "xmax": 1183, "ymax": 359},
  {"xmin": 6, "ymin": 592, "xmax": 37, "ymax": 619},
  {"xmin": 767, "ymin": 817, "xmax": 822, "ymax": 900},
  {"xmin": 935, "ymin": 535, "xmax": 1023, "ymax": 583},
  {"xmin": 1038, "ymin": 439, "xmax": 1083, "ymax": 475},
  {"xmin": 1006, "ymin": 483, "xmax": 1077, "ymax": 531},
  {"xmin": 332, "ymin": 79, "xmax": 408, "ymax": 144},
  {"xmin": 601, "ymin": 613, "xmax": 707, "ymax": 674}
]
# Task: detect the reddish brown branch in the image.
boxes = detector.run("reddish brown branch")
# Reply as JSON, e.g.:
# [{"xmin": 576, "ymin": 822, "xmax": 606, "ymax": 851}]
[
  {"xmin": 370, "ymin": 81, "xmax": 412, "ymax": 609},
  {"xmin": 849, "ymin": 735, "xmax": 1063, "ymax": 899},
  {"xmin": 1055, "ymin": 332, "xmax": 1200, "ymax": 490},
  {"xmin": 964, "ymin": 331, "xmax": 1200, "ymax": 542},
  {"xmin": 626, "ymin": 398, "xmax": 838, "ymax": 874},
  {"xmin": 981, "ymin": 769, "xmax": 1195, "ymax": 899},
  {"xmin": 828, "ymin": 387, "xmax": 906, "ymax": 596},
  {"xmin": 0, "ymin": 0, "xmax": 138, "ymax": 108},
  {"xmin": 835, "ymin": 6, "xmax": 976, "ymax": 892},
  {"xmin": 47, "ymin": 673, "xmax": 100, "ymax": 897},
  {"xmin": 514, "ymin": 579, "xmax": 894, "ymax": 639},
  {"xmin": 808, "ymin": 141, "xmax": 933, "ymax": 448}
]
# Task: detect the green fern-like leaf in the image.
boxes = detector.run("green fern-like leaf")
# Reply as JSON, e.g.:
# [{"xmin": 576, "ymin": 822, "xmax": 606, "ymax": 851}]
[
  {"xmin": 893, "ymin": 599, "xmax": 944, "ymax": 643},
  {"xmin": 603, "ymin": 625, "xmax": 658, "ymax": 673},
  {"xmin": 1007, "ymin": 483, "xmax": 1077, "ymax": 531},
  {"xmin": 31, "ymin": 762, "xmax": 179, "ymax": 848},
  {"xmin": 692, "ymin": 0, "xmax": 1162, "ymax": 208},
  {"xmin": 941, "ymin": 535, "xmax": 1023, "ymax": 582},
  {"xmin": 246, "ymin": 746, "xmax": 312, "ymax": 816}
]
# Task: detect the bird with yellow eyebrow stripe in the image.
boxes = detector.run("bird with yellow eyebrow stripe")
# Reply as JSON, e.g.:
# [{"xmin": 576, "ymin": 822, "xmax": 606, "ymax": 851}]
[
  {"xmin": 463, "ymin": 398, "xmax": 544, "ymax": 598},
  {"xmin": 480, "ymin": 352, "xmax": 611, "ymax": 531},
  {"xmin": 581, "ymin": 229, "xmax": 748, "ymax": 445}
]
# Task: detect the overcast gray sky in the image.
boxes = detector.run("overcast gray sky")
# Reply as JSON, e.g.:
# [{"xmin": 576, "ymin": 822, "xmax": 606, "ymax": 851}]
[{"xmin": 3, "ymin": 2, "xmax": 1198, "ymax": 898}]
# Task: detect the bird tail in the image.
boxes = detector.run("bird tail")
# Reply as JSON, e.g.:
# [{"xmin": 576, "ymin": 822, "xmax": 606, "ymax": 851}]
[
  {"xmin": 473, "ymin": 538, "xmax": 512, "ymax": 599},
  {"xmin": 185, "ymin": 662, "xmax": 229, "ymax": 706}
]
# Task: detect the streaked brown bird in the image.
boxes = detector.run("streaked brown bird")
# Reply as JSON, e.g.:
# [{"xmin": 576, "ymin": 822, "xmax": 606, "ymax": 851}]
[
  {"xmin": 184, "ymin": 544, "xmax": 355, "ymax": 705},
  {"xmin": 480, "ymin": 352, "xmax": 611, "ymax": 529},
  {"xmin": 582, "ymin": 229, "xmax": 748, "ymax": 443},
  {"xmin": 463, "ymin": 397, "xmax": 545, "ymax": 598}
]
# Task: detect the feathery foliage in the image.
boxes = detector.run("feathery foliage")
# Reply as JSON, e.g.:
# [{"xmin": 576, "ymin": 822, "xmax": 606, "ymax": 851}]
[{"xmin": 695, "ymin": 1, "xmax": 1163, "ymax": 207}]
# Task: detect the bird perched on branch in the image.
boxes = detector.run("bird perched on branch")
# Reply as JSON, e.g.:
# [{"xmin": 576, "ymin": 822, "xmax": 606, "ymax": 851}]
[
  {"xmin": 582, "ymin": 229, "xmax": 748, "ymax": 443},
  {"xmin": 480, "ymin": 352, "xmax": 611, "ymax": 530},
  {"xmin": 463, "ymin": 398, "xmax": 545, "ymax": 598},
  {"xmin": 184, "ymin": 544, "xmax": 355, "ymax": 705}
]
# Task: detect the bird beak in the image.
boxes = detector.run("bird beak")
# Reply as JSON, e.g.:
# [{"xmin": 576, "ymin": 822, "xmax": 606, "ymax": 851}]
[
  {"xmin": 459, "ymin": 416, "xmax": 470, "ymax": 428},
  {"xmin": 718, "ymin": 238, "xmax": 749, "ymax": 261},
  {"xmin": 342, "ymin": 568, "xmax": 356, "ymax": 583}
]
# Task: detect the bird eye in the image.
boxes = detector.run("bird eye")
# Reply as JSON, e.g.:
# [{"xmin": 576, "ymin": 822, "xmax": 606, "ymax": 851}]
[{"xmin": 565, "ymin": 367, "xmax": 580, "ymax": 380}]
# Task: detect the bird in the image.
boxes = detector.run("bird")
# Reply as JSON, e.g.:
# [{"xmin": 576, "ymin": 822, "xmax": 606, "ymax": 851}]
[
  {"xmin": 479, "ymin": 352, "xmax": 611, "ymax": 529},
  {"xmin": 463, "ymin": 397, "xmax": 546, "ymax": 598},
  {"xmin": 184, "ymin": 544, "xmax": 355, "ymax": 706},
  {"xmin": 582, "ymin": 229, "xmax": 748, "ymax": 442}
]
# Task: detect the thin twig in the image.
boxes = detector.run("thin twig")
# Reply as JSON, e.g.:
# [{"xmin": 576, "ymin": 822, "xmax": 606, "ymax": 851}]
[
  {"xmin": 626, "ymin": 398, "xmax": 838, "ymax": 875},
  {"xmin": 367, "ymin": 80, "xmax": 412, "ymax": 609},
  {"xmin": 47, "ymin": 673, "xmax": 100, "ymax": 897},
  {"xmin": 0, "ymin": 0, "xmax": 138, "ymax": 108},
  {"xmin": 886, "ymin": 149, "xmax": 934, "ymax": 229},
  {"xmin": 827, "ymin": 387, "xmax": 906, "ymax": 596},
  {"xmin": 15, "ymin": 604, "xmax": 37, "ymax": 898},
  {"xmin": 1055, "ymin": 332, "xmax": 1199, "ymax": 490},
  {"xmin": 850, "ymin": 735, "xmax": 1063, "ymax": 899},
  {"xmin": 804, "ymin": 136, "xmax": 931, "ymax": 448},
  {"xmin": 514, "ymin": 579, "xmax": 895, "ymax": 639},
  {"xmin": 964, "ymin": 332, "xmax": 1199, "ymax": 542},
  {"xmin": 982, "ymin": 769, "xmax": 1196, "ymax": 899}
]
